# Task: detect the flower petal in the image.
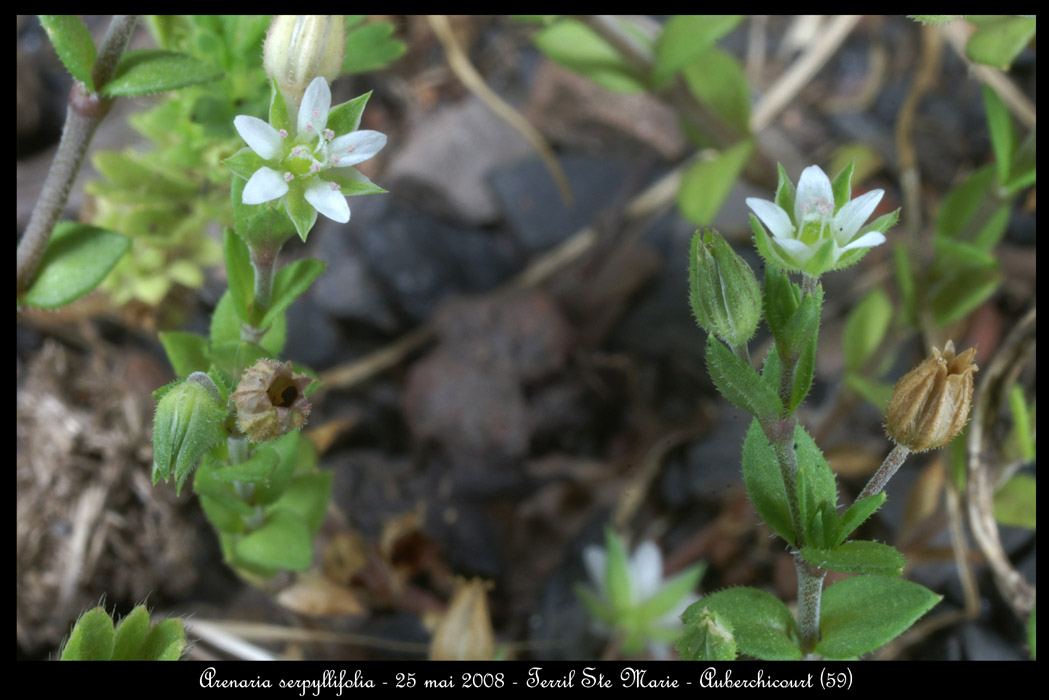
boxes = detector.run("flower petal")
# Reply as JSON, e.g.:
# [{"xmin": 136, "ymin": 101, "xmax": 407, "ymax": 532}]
[
  {"xmin": 242, "ymin": 167, "xmax": 289, "ymax": 204},
  {"xmin": 832, "ymin": 189, "xmax": 883, "ymax": 244},
  {"xmin": 794, "ymin": 165, "xmax": 834, "ymax": 224},
  {"xmin": 746, "ymin": 198, "xmax": 795, "ymax": 240},
  {"xmin": 773, "ymin": 236, "xmax": 815, "ymax": 262},
  {"xmin": 328, "ymin": 130, "xmax": 388, "ymax": 167},
  {"xmin": 630, "ymin": 541, "xmax": 663, "ymax": 602},
  {"xmin": 840, "ymin": 230, "xmax": 886, "ymax": 251},
  {"xmin": 233, "ymin": 116, "xmax": 283, "ymax": 160},
  {"xmin": 298, "ymin": 77, "xmax": 331, "ymax": 138},
  {"xmin": 304, "ymin": 180, "xmax": 350, "ymax": 223},
  {"xmin": 583, "ymin": 545, "xmax": 606, "ymax": 592}
]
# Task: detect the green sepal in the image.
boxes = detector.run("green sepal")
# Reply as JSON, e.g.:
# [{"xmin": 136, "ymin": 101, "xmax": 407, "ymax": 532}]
[
  {"xmin": 836, "ymin": 492, "xmax": 886, "ymax": 546},
  {"xmin": 268, "ymin": 77, "xmax": 291, "ymax": 135},
  {"xmin": 741, "ymin": 418, "xmax": 794, "ymax": 544},
  {"xmin": 751, "ymin": 214, "xmax": 798, "ymax": 272},
  {"xmin": 574, "ymin": 582, "xmax": 616, "ymax": 626},
  {"xmin": 224, "ymin": 147, "xmax": 267, "ymax": 181},
  {"xmin": 230, "ymin": 179, "xmax": 299, "ymax": 253},
  {"xmin": 258, "ymin": 258, "xmax": 328, "ymax": 330},
  {"xmin": 801, "ymin": 541, "xmax": 906, "ymax": 576},
  {"xmin": 60, "ymin": 607, "xmax": 115, "ymax": 660},
  {"xmin": 101, "ymin": 49, "xmax": 223, "ymax": 98},
  {"xmin": 326, "ymin": 91, "xmax": 372, "ymax": 137},
  {"xmin": 324, "ymin": 167, "xmax": 388, "ymax": 197},
  {"xmin": 680, "ymin": 587, "xmax": 802, "ymax": 660},
  {"xmin": 604, "ymin": 528, "xmax": 632, "ymax": 615},
  {"xmin": 233, "ymin": 509, "xmax": 313, "ymax": 571},
  {"xmin": 21, "ymin": 222, "xmax": 130, "ymax": 309},
  {"xmin": 830, "ymin": 160, "xmax": 855, "ymax": 211},
  {"xmin": 111, "ymin": 605, "xmax": 151, "ymax": 660},
  {"xmin": 816, "ymin": 576, "xmax": 941, "ymax": 659},
  {"xmin": 636, "ymin": 562, "xmax": 705, "ymax": 621},
  {"xmin": 284, "ymin": 178, "xmax": 319, "ymax": 241},
  {"xmin": 38, "ymin": 15, "xmax": 97, "ymax": 91},
  {"xmin": 800, "ymin": 238, "xmax": 836, "ymax": 278},
  {"xmin": 706, "ymin": 335, "xmax": 783, "ymax": 420},
  {"xmin": 774, "ymin": 163, "xmax": 797, "ymax": 221}
]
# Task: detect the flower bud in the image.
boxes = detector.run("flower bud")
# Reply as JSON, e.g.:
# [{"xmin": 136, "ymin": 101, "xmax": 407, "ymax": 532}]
[
  {"xmin": 153, "ymin": 372, "xmax": 227, "ymax": 495},
  {"xmin": 232, "ymin": 359, "xmax": 312, "ymax": 442},
  {"xmin": 689, "ymin": 229, "xmax": 762, "ymax": 347},
  {"xmin": 264, "ymin": 16, "xmax": 345, "ymax": 108},
  {"xmin": 885, "ymin": 340, "xmax": 977, "ymax": 452}
]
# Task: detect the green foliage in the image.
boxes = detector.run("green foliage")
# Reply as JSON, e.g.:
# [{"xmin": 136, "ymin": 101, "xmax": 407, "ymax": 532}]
[
  {"xmin": 742, "ymin": 418, "xmax": 795, "ymax": 544},
  {"xmin": 653, "ymin": 15, "xmax": 743, "ymax": 86},
  {"xmin": 800, "ymin": 542, "xmax": 906, "ymax": 576},
  {"xmin": 101, "ymin": 49, "xmax": 223, "ymax": 97},
  {"xmin": 678, "ymin": 140, "xmax": 754, "ymax": 225},
  {"xmin": 20, "ymin": 222, "xmax": 130, "ymax": 309},
  {"xmin": 343, "ymin": 17, "xmax": 406, "ymax": 74},
  {"xmin": 60, "ymin": 605, "xmax": 185, "ymax": 661},
  {"xmin": 38, "ymin": 15, "xmax": 97, "ymax": 90},
  {"xmin": 816, "ymin": 576, "xmax": 941, "ymax": 658},
  {"xmin": 533, "ymin": 18, "xmax": 647, "ymax": 93},
  {"xmin": 679, "ymin": 588, "xmax": 802, "ymax": 660},
  {"xmin": 965, "ymin": 16, "xmax": 1036, "ymax": 70},
  {"xmin": 993, "ymin": 474, "xmax": 1036, "ymax": 530},
  {"xmin": 705, "ymin": 335, "xmax": 783, "ymax": 420}
]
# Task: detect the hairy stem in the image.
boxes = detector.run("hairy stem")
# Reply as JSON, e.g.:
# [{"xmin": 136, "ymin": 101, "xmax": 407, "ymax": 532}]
[
  {"xmin": 241, "ymin": 244, "xmax": 282, "ymax": 344},
  {"xmin": 858, "ymin": 443, "xmax": 911, "ymax": 500},
  {"xmin": 16, "ymin": 15, "xmax": 137, "ymax": 296}
]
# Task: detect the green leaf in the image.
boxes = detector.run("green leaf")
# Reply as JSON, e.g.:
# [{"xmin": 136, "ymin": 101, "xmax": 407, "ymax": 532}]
[
  {"xmin": 252, "ymin": 431, "xmax": 305, "ymax": 505},
  {"xmin": 222, "ymin": 228, "xmax": 255, "ymax": 325},
  {"xmin": 678, "ymin": 140, "xmax": 753, "ymax": 225},
  {"xmin": 789, "ymin": 332, "xmax": 816, "ymax": 413},
  {"xmin": 843, "ymin": 287, "xmax": 893, "ymax": 372},
  {"xmin": 210, "ymin": 289, "xmax": 287, "ymax": 357},
  {"xmin": 652, "ymin": 15, "xmax": 743, "ymax": 85},
  {"xmin": 234, "ymin": 509, "xmax": 313, "ymax": 571},
  {"xmin": 681, "ymin": 587, "xmax": 801, "ymax": 660},
  {"xmin": 1028, "ymin": 601, "xmax": 1036, "ymax": 660},
  {"xmin": 983, "ymin": 84, "xmax": 1015, "ymax": 186},
  {"xmin": 993, "ymin": 473, "xmax": 1036, "ymax": 530},
  {"xmin": 965, "ymin": 16, "xmax": 1036, "ymax": 70},
  {"xmin": 533, "ymin": 18, "xmax": 646, "ymax": 93},
  {"xmin": 929, "ymin": 264, "xmax": 1001, "ymax": 327},
  {"xmin": 817, "ymin": 576, "xmax": 941, "ymax": 658},
  {"xmin": 140, "ymin": 618, "xmax": 185, "ymax": 661},
  {"xmin": 706, "ymin": 335, "xmax": 783, "ymax": 420},
  {"xmin": 270, "ymin": 471, "xmax": 333, "ymax": 535},
  {"xmin": 780, "ymin": 284, "xmax": 822, "ymax": 364},
  {"xmin": 836, "ymin": 493, "xmax": 887, "ymax": 545},
  {"xmin": 680, "ymin": 48, "xmax": 751, "ymax": 136},
  {"xmin": 742, "ymin": 419, "xmax": 794, "ymax": 544},
  {"xmin": 794, "ymin": 424, "xmax": 839, "ymax": 543},
  {"xmin": 111, "ymin": 605, "xmax": 151, "ymax": 660},
  {"xmin": 61, "ymin": 607, "xmax": 115, "ymax": 660},
  {"xmin": 676, "ymin": 606, "xmax": 737, "ymax": 661},
  {"xmin": 892, "ymin": 241, "xmax": 916, "ymax": 324},
  {"xmin": 603, "ymin": 529, "xmax": 632, "ymax": 613},
  {"xmin": 159, "ymin": 331, "xmax": 210, "ymax": 377},
  {"xmin": 21, "ymin": 222, "xmax": 130, "ymax": 309},
  {"xmin": 101, "ymin": 49, "xmax": 223, "ymax": 97},
  {"xmin": 933, "ymin": 236, "xmax": 998, "ymax": 268},
  {"xmin": 1008, "ymin": 384, "xmax": 1036, "ymax": 462},
  {"xmin": 343, "ymin": 21, "xmax": 406, "ymax": 74},
  {"xmin": 801, "ymin": 541, "xmax": 906, "ymax": 576},
  {"xmin": 210, "ymin": 447, "xmax": 280, "ymax": 485},
  {"xmin": 38, "ymin": 15, "xmax": 97, "ymax": 91},
  {"xmin": 259, "ymin": 259, "xmax": 328, "ymax": 330}
]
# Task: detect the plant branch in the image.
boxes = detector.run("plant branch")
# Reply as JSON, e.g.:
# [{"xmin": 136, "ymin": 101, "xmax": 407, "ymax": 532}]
[{"xmin": 858, "ymin": 443, "xmax": 911, "ymax": 500}]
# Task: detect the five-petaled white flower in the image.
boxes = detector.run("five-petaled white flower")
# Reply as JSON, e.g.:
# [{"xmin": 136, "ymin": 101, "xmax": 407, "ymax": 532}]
[
  {"xmin": 746, "ymin": 165, "xmax": 892, "ymax": 277},
  {"xmin": 230, "ymin": 76, "xmax": 386, "ymax": 234}
]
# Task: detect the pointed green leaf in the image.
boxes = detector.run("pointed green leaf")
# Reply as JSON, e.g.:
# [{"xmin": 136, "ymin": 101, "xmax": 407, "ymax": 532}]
[
  {"xmin": 794, "ymin": 423, "xmax": 839, "ymax": 541},
  {"xmin": 680, "ymin": 48, "xmax": 751, "ymax": 135},
  {"xmin": 343, "ymin": 22, "xmax": 406, "ymax": 74},
  {"xmin": 993, "ymin": 473, "xmax": 1036, "ymax": 530},
  {"xmin": 843, "ymin": 288, "xmax": 893, "ymax": 372},
  {"xmin": 742, "ymin": 418, "xmax": 794, "ymax": 544},
  {"xmin": 209, "ymin": 290, "xmax": 287, "ymax": 357},
  {"xmin": 965, "ymin": 16, "xmax": 1036, "ymax": 70},
  {"xmin": 929, "ymin": 265, "xmax": 1001, "ymax": 326},
  {"xmin": 159, "ymin": 331, "xmax": 210, "ymax": 378},
  {"xmin": 534, "ymin": 19, "xmax": 646, "ymax": 93},
  {"xmin": 789, "ymin": 331, "xmax": 817, "ymax": 413},
  {"xmin": 210, "ymin": 447, "xmax": 280, "ymax": 485},
  {"xmin": 101, "ymin": 49, "xmax": 223, "ymax": 97},
  {"xmin": 252, "ymin": 431, "xmax": 305, "ymax": 506},
  {"xmin": 801, "ymin": 541, "xmax": 906, "ymax": 576},
  {"xmin": 259, "ymin": 258, "xmax": 328, "ymax": 330},
  {"xmin": 21, "ymin": 222, "xmax": 130, "ymax": 309},
  {"xmin": 270, "ymin": 471, "xmax": 333, "ymax": 536},
  {"xmin": 111, "ymin": 605, "xmax": 152, "ymax": 660},
  {"xmin": 574, "ymin": 583, "xmax": 615, "ymax": 625},
  {"xmin": 60, "ymin": 607, "xmax": 115, "ymax": 660},
  {"xmin": 38, "ymin": 15, "xmax": 96, "ymax": 90},
  {"xmin": 222, "ymin": 228, "xmax": 255, "ymax": 324},
  {"xmin": 982, "ymin": 84, "xmax": 1015, "ymax": 185},
  {"xmin": 837, "ymin": 493, "xmax": 887, "ymax": 545},
  {"xmin": 604, "ymin": 529, "xmax": 632, "ymax": 613},
  {"xmin": 652, "ymin": 15, "xmax": 743, "ymax": 85},
  {"xmin": 681, "ymin": 587, "xmax": 801, "ymax": 660},
  {"xmin": 706, "ymin": 335, "xmax": 783, "ymax": 420},
  {"xmin": 234, "ymin": 509, "xmax": 313, "ymax": 571},
  {"xmin": 817, "ymin": 575, "xmax": 940, "ymax": 658},
  {"xmin": 678, "ymin": 139, "xmax": 754, "ymax": 225}
]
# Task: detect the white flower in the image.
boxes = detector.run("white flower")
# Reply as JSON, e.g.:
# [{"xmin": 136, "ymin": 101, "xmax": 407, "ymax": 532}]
[
  {"xmin": 578, "ymin": 533, "xmax": 702, "ymax": 658},
  {"xmin": 230, "ymin": 77, "xmax": 387, "ymax": 236},
  {"xmin": 746, "ymin": 165, "xmax": 893, "ymax": 276}
]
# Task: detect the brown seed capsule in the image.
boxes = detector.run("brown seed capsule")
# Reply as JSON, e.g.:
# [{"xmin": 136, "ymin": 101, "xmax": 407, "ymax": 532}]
[
  {"xmin": 232, "ymin": 359, "xmax": 312, "ymax": 442},
  {"xmin": 885, "ymin": 340, "xmax": 977, "ymax": 452}
]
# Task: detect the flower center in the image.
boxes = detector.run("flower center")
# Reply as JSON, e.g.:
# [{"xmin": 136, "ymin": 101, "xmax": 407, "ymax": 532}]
[{"xmin": 283, "ymin": 149, "xmax": 319, "ymax": 178}]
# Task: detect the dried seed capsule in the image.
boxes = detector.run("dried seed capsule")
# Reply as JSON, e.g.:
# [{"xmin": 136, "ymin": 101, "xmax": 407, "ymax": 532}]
[
  {"xmin": 232, "ymin": 359, "xmax": 312, "ymax": 442},
  {"xmin": 885, "ymin": 340, "xmax": 977, "ymax": 452}
]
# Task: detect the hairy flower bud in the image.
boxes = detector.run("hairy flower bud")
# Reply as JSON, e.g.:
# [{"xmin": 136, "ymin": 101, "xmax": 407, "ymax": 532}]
[
  {"xmin": 232, "ymin": 359, "xmax": 312, "ymax": 442},
  {"xmin": 152, "ymin": 372, "xmax": 227, "ymax": 495},
  {"xmin": 689, "ymin": 229, "xmax": 762, "ymax": 347},
  {"xmin": 264, "ymin": 16, "xmax": 345, "ymax": 107},
  {"xmin": 885, "ymin": 340, "xmax": 977, "ymax": 452}
]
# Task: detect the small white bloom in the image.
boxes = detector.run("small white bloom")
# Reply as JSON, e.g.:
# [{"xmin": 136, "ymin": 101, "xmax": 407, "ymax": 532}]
[
  {"xmin": 746, "ymin": 165, "xmax": 889, "ymax": 276},
  {"xmin": 231, "ymin": 77, "xmax": 387, "ymax": 234}
]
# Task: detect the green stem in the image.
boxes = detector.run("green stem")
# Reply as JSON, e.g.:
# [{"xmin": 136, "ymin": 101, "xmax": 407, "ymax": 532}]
[
  {"xmin": 16, "ymin": 15, "xmax": 137, "ymax": 297},
  {"xmin": 795, "ymin": 556, "xmax": 827, "ymax": 654},
  {"xmin": 858, "ymin": 443, "xmax": 912, "ymax": 500},
  {"xmin": 241, "ymin": 244, "xmax": 281, "ymax": 343}
]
